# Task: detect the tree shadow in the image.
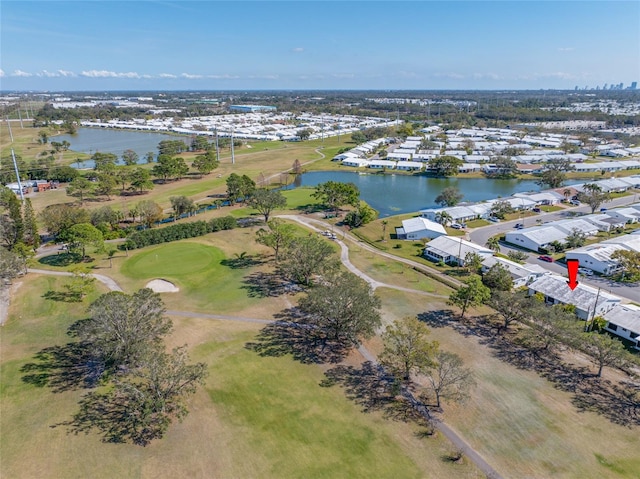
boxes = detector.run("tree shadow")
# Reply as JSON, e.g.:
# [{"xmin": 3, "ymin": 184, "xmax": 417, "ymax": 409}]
[
  {"xmin": 220, "ymin": 253, "xmax": 263, "ymax": 269},
  {"xmin": 43, "ymin": 290, "xmax": 83, "ymax": 303},
  {"xmin": 241, "ymin": 271, "xmax": 302, "ymax": 298},
  {"xmin": 320, "ymin": 362, "xmax": 431, "ymax": 425},
  {"xmin": 417, "ymin": 309, "xmax": 456, "ymax": 329},
  {"xmin": 56, "ymin": 390, "xmax": 165, "ymax": 446},
  {"xmin": 38, "ymin": 252, "xmax": 82, "ymax": 267},
  {"xmin": 245, "ymin": 310, "xmax": 349, "ymax": 364},
  {"xmin": 20, "ymin": 341, "xmax": 105, "ymax": 392}
]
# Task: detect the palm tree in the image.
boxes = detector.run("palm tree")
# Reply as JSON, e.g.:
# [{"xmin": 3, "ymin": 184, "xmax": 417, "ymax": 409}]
[
  {"xmin": 435, "ymin": 211, "xmax": 452, "ymax": 227},
  {"xmin": 486, "ymin": 236, "xmax": 501, "ymax": 253},
  {"xmin": 563, "ymin": 188, "xmax": 572, "ymax": 201},
  {"xmin": 381, "ymin": 220, "xmax": 388, "ymax": 242}
]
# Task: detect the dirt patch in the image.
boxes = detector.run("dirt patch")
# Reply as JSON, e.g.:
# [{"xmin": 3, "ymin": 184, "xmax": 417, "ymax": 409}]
[{"xmin": 145, "ymin": 279, "xmax": 179, "ymax": 293}]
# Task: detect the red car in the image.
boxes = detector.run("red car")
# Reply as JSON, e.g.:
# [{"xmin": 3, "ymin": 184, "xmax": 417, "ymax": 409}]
[{"xmin": 538, "ymin": 255, "xmax": 554, "ymax": 262}]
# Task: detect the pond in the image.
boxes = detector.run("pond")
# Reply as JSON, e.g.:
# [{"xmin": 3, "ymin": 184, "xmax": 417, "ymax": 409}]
[
  {"xmin": 57, "ymin": 128, "xmax": 187, "ymax": 168},
  {"xmin": 296, "ymin": 171, "xmax": 567, "ymax": 217}
]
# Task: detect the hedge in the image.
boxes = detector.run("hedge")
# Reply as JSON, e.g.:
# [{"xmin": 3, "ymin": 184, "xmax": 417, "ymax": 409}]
[{"xmin": 121, "ymin": 216, "xmax": 238, "ymax": 250}]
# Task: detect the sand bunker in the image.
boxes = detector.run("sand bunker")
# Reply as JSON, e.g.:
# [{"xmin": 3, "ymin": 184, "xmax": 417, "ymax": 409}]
[{"xmin": 145, "ymin": 279, "xmax": 179, "ymax": 293}]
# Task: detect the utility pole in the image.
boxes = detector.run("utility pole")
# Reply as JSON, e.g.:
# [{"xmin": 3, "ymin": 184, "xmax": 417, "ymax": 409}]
[
  {"xmin": 6, "ymin": 117, "xmax": 14, "ymax": 142},
  {"xmin": 11, "ymin": 149, "xmax": 25, "ymax": 201},
  {"xmin": 585, "ymin": 287, "xmax": 602, "ymax": 332},
  {"xmin": 231, "ymin": 129, "xmax": 235, "ymax": 164},
  {"xmin": 18, "ymin": 109, "xmax": 24, "ymax": 128},
  {"xmin": 214, "ymin": 127, "xmax": 220, "ymax": 162}
]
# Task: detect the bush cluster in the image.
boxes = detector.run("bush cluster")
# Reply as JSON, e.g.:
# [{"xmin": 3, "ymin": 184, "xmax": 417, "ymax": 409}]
[{"xmin": 121, "ymin": 216, "xmax": 237, "ymax": 250}]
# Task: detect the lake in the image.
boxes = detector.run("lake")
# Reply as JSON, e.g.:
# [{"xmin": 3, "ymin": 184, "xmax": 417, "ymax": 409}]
[
  {"xmin": 59, "ymin": 128, "xmax": 560, "ymax": 217},
  {"xmin": 57, "ymin": 128, "xmax": 187, "ymax": 167},
  {"xmin": 296, "ymin": 171, "xmax": 560, "ymax": 217}
]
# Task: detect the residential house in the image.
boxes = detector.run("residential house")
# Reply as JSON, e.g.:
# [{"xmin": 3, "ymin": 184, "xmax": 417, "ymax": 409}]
[
  {"xmin": 527, "ymin": 274, "xmax": 621, "ymax": 320},
  {"xmin": 603, "ymin": 304, "xmax": 640, "ymax": 350},
  {"xmin": 423, "ymin": 236, "xmax": 494, "ymax": 266},
  {"xmin": 395, "ymin": 217, "xmax": 446, "ymax": 240},
  {"xmin": 480, "ymin": 256, "xmax": 549, "ymax": 288},
  {"xmin": 505, "ymin": 225, "xmax": 568, "ymax": 252},
  {"xmin": 564, "ymin": 243, "xmax": 628, "ymax": 275}
]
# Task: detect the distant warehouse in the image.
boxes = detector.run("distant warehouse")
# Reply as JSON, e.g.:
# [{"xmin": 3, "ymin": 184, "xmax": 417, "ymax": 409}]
[{"xmin": 229, "ymin": 105, "xmax": 277, "ymax": 113}]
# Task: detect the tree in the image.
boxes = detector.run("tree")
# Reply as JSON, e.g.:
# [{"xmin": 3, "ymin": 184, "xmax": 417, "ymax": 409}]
[
  {"xmin": 381, "ymin": 220, "xmax": 388, "ymax": 241},
  {"xmin": 39, "ymin": 204, "xmax": 90, "ymax": 238},
  {"xmin": 463, "ymin": 252, "xmax": 483, "ymax": 274},
  {"xmin": 434, "ymin": 187, "xmax": 463, "ymax": 207},
  {"xmin": 22, "ymin": 198, "xmax": 40, "ymax": 249},
  {"xmin": 152, "ymin": 155, "xmax": 189, "ymax": 182},
  {"xmin": 447, "ymin": 276, "xmax": 491, "ymax": 319},
  {"xmin": 48, "ymin": 165, "xmax": 79, "ymax": 183},
  {"xmin": 74, "ymin": 346, "xmax": 206, "ymax": 446},
  {"xmin": 63, "ymin": 267, "xmax": 96, "ymax": 301},
  {"xmin": 0, "ymin": 186, "xmax": 24, "ymax": 248},
  {"xmin": 296, "ymin": 128, "xmax": 313, "ymax": 140},
  {"xmin": 137, "ymin": 200, "xmax": 163, "ymax": 228},
  {"xmin": 379, "ymin": 316, "xmax": 438, "ymax": 382},
  {"xmin": 297, "ymin": 270, "xmax": 381, "ymax": 349},
  {"xmin": 423, "ymin": 350, "xmax": 475, "ymax": 408},
  {"xmin": 169, "ymin": 196, "xmax": 196, "ymax": 220},
  {"xmin": 129, "ymin": 167, "xmax": 154, "ymax": 193},
  {"xmin": 255, "ymin": 218, "xmax": 295, "ymax": 261},
  {"xmin": 67, "ymin": 176, "xmax": 95, "ymax": 204},
  {"xmin": 435, "ymin": 211, "xmax": 453, "ymax": 227},
  {"xmin": 482, "ymin": 264, "xmax": 513, "ymax": 291},
  {"xmin": 312, "ymin": 181, "xmax": 360, "ymax": 216},
  {"xmin": 78, "ymin": 288, "xmax": 172, "ymax": 369},
  {"xmin": 145, "ymin": 151, "xmax": 155, "ymax": 164},
  {"xmin": 192, "ymin": 151, "xmax": 218, "ymax": 176},
  {"xmin": 485, "ymin": 157, "xmax": 518, "ymax": 179},
  {"xmin": 485, "ymin": 236, "xmax": 501, "ymax": 253},
  {"xmin": 115, "ymin": 168, "xmax": 132, "ymax": 192},
  {"xmin": 191, "ymin": 135, "xmax": 210, "ymax": 151},
  {"xmin": 292, "ymin": 159, "xmax": 303, "ymax": 175},
  {"xmin": 428, "ymin": 156, "xmax": 463, "ymax": 177},
  {"xmin": 248, "ymin": 188, "xmax": 287, "ymax": 222},
  {"xmin": 582, "ymin": 332, "xmax": 627, "ymax": 377},
  {"xmin": 489, "ymin": 199, "xmax": 514, "ymax": 220},
  {"xmin": 92, "ymin": 152, "xmax": 118, "ymax": 171},
  {"xmin": 507, "ymin": 250, "xmax": 528, "ymax": 263},
  {"xmin": 278, "ymin": 235, "xmax": 338, "ymax": 286},
  {"xmin": 488, "ymin": 290, "xmax": 537, "ymax": 331},
  {"xmin": 225, "ymin": 173, "xmax": 243, "ymax": 204},
  {"xmin": 95, "ymin": 170, "xmax": 118, "ymax": 199},
  {"xmin": 121, "ymin": 149, "xmax": 139, "ymax": 166},
  {"xmin": 611, "ymin": 249, "xmax": 640, "ymax": 281},
  {"xmin": 351, "ymin": 131, "xmax": 367, "ymax": 144},
  {"xmin": 536, "ymin": 158, "xmax": 575, "ymax": 189},
  {"xmin": 565, "ymin": 228, "xmax": 587, "ymax": 249},
  {"xmin": 578, "ymin": 183, "xmax": 611, "ymax": 214},
  {"xmin": 239, "ymin": 175, "xmax": 257, "ymax": 202},
  {"xmin": 157, "ymin": 139, "xmax": 187, "ymax": 156},
  {"xmin": 343, "ymin": 202, "xmax": 378, "ymax": 228},
  {"xmin": 61, "ymin": 223, "xmax": 104, "ymax": 258},
  {"xmin": 0, "ymin": 247, "xmax": 26, "ymax": 283}
]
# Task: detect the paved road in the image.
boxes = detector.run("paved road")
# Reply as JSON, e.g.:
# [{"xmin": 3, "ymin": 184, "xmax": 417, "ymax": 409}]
[{"xmin": 27, "ymin": 268, "xmax": 124, "ymax": 292}]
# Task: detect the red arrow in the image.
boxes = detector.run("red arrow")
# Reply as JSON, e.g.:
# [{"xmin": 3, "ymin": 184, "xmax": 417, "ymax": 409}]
[{"xmin": 566, "ymin": 259, "xmax": 579, "ymax": 290}]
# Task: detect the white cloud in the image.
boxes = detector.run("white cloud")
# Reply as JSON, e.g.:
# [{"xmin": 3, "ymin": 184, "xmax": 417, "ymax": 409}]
[
  {"xmin": 433, "ymin": 72, "xmax": 465, "ymax": 80},
  {"xmin": 473, "ymin": 72, "xmax": 501, "ymax": 80},
  {"xmin": 557, "ymin": 47, "xmax": 575, "ymax": 52},
  {"xmin": 331, "ymin": 73, "xmax": 355, "ymax": 79},
  {"xmin": 181, "ymin": 73, "xmax": 203, "ymax": 79},
  {"xmin": 292, "ymin": 47, "xmax": 304, "ymax": 52},
  {"xmin": 159, "ymin": 73, "xmax": 177, "ymax": 78},
  {"xmin": 247, "ymin": 74, "xmax": 279, "ymax": 80},
  {"xmin": 12, "ymin": 70, "xmax": 32, "ymax": 77},
  {"xmin": 208, "ymin": 74, "xmax": 240, "ymax": 79},
  {"xmin": 37, "ymin": 69, "xmax": 77, "ymax": 78},
  {"xmin": 0, "ymin": 70, "xmax": 5, "ymax": 77},
  {"xmin": 81, "ymin": 70, "xmax": 141, "ymax": 78}
]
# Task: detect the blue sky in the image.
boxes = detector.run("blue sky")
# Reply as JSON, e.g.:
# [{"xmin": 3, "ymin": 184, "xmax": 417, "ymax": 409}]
[{"xmin": 1, "ymin": 1, "xmax": 638, "ymax": 91}]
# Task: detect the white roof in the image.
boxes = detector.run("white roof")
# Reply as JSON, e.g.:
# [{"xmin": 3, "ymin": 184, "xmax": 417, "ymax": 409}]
[
  {"xmin": 604, "ymin": 304, "xmax": 640, "ymax": 334},
  {"xmin": 566, "ymin": 243, "xmax": 628, "ymax": 263},
  {"xmin": 481, "ymin": 256, "xmax": 548, "ymax": 279},
  {"xmin": 528, "ymin": 274, "xmax": 620, "ymax": 311},
  {"xmin": 401, "ymin": 217, "xmax": 446, "ymax": 235},
  {"xmin": 552, "ymin": 219, "xmax": 599, "ymax": 236},
  {"xmin": 512, "ymin": 226, "xmax": 568, "ymax": 245},
  {"xmin": 424, "ymin": 235, "xmax": 493, "ymax": 258}
]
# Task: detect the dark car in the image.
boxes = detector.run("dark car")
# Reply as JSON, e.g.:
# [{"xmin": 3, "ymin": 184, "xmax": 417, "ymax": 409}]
[
  {"xmin": 532, "ymin": 207, "xmax": 541, "ymax": 213},
  {"xmin": 538, "ymin": 255, "xmax": 554, "ymax": 262},
  {"xmin": 514, "ymin": 223, "xmax": 524, "ymax": 229}
]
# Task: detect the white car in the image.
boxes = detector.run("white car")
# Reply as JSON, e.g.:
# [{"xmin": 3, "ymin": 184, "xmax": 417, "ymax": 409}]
[
  {"xmin": 578, "ymin": 267, "xmax": 594, "ymax": 276},
  {"xmin": 450, "ymin": 223, "xmax": 463, "ymax": 229}
]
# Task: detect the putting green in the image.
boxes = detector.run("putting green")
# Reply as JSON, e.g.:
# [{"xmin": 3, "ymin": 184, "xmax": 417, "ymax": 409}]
[{"xmin": 121, "ymin": 242, "xmax": 223, "ymax": 279}]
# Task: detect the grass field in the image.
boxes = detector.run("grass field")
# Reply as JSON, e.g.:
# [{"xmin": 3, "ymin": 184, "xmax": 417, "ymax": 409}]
[{"xmin": 1, "ymin": 274, "xmax": 481, "ymax": 479}]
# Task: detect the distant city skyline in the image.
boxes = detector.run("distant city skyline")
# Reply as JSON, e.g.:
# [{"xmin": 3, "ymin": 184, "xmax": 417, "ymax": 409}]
[{"xmin": 1, "ymin": 1, "xmax": 638, "ymax": 91}]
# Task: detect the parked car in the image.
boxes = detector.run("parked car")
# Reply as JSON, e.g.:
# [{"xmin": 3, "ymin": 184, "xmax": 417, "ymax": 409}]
[
  {"xmin": 532, "ymin": 207, "xmax": 541, "ymax": 213},
  {"xmin": 538, "ymin": 255, "xmax": 554, "ymax": 262},
  {"xmin": 450, "ymin": 223, "xmax": 463, "ymax": 229},
  {"xmin": 514, "ymin": 223, "xmax": 524, "ymax": 229},
  {"xmin": 600, "ymin": 208, "xmax": 607, "ymax": 212},
  {"xmin": 578, "ymin": 267, "xmax": 594, "ymax": 276},
  {"xmin": 570, "ymin": 199, "xmax": 580, "ymax": 206},
  {"xmin": 487, "ymin": 216, "xmax": 500, "ymax": 223}
]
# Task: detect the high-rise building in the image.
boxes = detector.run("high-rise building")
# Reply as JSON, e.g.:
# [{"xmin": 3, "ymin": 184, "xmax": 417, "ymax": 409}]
[{"xmin": 630, "ymin": 82, "xmax": 638, "ymax": 90}]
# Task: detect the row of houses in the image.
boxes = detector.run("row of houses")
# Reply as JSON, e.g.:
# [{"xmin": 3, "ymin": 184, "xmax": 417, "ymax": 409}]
[
  {"xmin": 5, "ymin": 180, "xmax": 58, "ymax": 195},
  {"xmin": 565, "ymin": 232, "xmax": 640, "ymax": 276},
  {"xmin": 418, "ymin": 235, "xmax": 640, "ymax": 349},
  {"xmin": 505, "ymin": 203, "xmax": 640, "ymax": 253}
]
